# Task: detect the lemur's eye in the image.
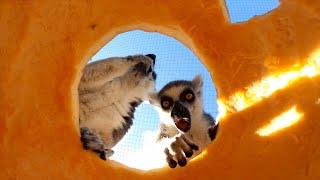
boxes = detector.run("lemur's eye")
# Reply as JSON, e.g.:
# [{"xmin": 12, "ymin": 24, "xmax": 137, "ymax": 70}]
[
  {"xmin": 185, "ymin": 93, "xmax": 193, "ymax": 100},
  {"xmin": 161, "ymin": 96, "xmax": 173, "ymax": 110},
  {"xmin": 162, "ymin": 101, "xmax": 170, "ymax": 108},
  {"xmin": 180, "ymin": 89, "xmax": 195, "ymax": 102}
]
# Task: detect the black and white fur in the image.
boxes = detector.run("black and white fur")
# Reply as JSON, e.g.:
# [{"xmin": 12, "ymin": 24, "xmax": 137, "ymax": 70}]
[
  {"xmin": 150, "ymin": 75, "xmax": 219, "ymax": 168},
  {"xmin": 79, "ymin": 54, "xmax": 157, "ymax": 160}
]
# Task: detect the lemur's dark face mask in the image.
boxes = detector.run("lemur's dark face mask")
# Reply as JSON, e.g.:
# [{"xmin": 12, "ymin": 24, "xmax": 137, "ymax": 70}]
[
  {"xmin": 171, "ymin": 101, "xmax": 191, "ymax": 132},
  {"xmin": 170, "ymin": 88, "xmax": 196, "ymax": 132}
]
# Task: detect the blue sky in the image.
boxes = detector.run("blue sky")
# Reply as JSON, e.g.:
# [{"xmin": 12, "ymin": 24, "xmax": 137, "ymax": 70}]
[{"xmin": 90, "ymin": 0, "xmax": 279, "ymax": 169}]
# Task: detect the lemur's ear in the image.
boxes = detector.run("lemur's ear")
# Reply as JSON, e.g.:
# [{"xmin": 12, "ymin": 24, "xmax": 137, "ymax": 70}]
[
  {"xmin": 192, "ymin": 74, "xmax": 203, "ymax": 95},
  {"xmin": 148, "ymin": 92, "xmax": 160, "ymax": 106},
  {"xmin": 145, "ymin": 54, "xmax": 156, "ymax": 65}
]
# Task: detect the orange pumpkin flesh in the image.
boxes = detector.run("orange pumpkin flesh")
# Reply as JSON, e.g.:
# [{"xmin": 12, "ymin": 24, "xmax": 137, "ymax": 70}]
[{"xmin": 1, "ymin": 0, "xmax": 320, "ymax": 179}]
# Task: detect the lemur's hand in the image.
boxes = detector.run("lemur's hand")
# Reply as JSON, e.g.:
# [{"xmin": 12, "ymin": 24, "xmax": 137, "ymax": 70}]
[
  {"xmin": 132, "ymin": 62, "xmax": 151, "ymax": 77},
  {"xmin": 164, "ymin": 134, "xmax": 199, "ymax": 168},
  {"xmin": 129, "ymin": 60, "xmax": 156, "ymax": 88},
  {"xmin": 127, "ymin": 54, "xmax": 156, "ymax": 81}
]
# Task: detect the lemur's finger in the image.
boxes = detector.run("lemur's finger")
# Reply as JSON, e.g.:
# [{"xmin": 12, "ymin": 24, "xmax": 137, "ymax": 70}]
[
  {"xmin": 181, "ymin": 135, "xmax": 199, "ymax": 151},
  {"xmin": 176, "ymin": 136, "xmax": 193, "ymax": 158},
  {"xmin": 165, "ymin": 148, "xmax": 177, "ymax": 168},
  {"xmin": 170, "ymin": 140, "xmax": 187, "ymax": 167}
]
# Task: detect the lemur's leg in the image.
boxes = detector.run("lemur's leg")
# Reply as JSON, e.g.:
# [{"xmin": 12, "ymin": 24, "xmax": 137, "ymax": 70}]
[
  {"xmin": 80, "ymin": 127, "xmax": 114, "ymax": 160},
  {"xmin": 79, "ymin": 58, "xmax": 134, "ymax": 91},
  {"xmin": 79, "ymin": 60, "xmax": 155, "ymax": 160},
  {"xmin": 80, "ymin": 55, "xmax": 155, "ymax": 92}
]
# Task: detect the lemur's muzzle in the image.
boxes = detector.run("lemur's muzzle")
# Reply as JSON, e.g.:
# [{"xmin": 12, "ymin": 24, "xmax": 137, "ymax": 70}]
[{"xmin": 171, "ymin": 101, "xmax": 191, "ymax": 132}]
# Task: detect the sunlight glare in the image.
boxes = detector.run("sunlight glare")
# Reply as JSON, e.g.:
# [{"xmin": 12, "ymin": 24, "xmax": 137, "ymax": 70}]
[
  {"xmin": 256, "ymin": 106, "xmax": 303, "ymax": 136},
  {"xmin": 217, "ymin": 49, "xmax": 320, "ymax": 119}
]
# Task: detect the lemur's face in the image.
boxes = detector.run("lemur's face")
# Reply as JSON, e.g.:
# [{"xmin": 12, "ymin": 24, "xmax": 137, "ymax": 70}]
[{"xmin": 151, "ymin": 75, "xmax": 203, "ymax": 132}]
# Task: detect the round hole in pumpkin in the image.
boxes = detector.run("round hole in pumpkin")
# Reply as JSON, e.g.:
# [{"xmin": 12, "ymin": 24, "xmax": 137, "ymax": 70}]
[{"xmin": 79, "ymin": 30, "xmax": 218, "ymax": 170}]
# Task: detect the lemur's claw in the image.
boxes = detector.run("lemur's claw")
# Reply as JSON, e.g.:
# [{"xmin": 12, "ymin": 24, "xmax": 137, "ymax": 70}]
[{"xmin": 99, "ymin": 151, "xmax": 107, "ymax": 160}]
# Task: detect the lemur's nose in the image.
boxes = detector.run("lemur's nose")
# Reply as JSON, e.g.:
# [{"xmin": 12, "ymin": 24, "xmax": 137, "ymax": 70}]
[
  {"xmin": 171, "ymin": 102, "xmax": 188, "ymax": 117},
  {"xmin": 171, "ymin": 101, "xmax": 191, "ymax": 132}
]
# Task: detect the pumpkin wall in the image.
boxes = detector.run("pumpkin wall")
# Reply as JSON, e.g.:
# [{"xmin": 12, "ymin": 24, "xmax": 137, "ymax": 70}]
[{"xmin": 1, "ymin": 0, "xmax": 320, "ymax": 179}]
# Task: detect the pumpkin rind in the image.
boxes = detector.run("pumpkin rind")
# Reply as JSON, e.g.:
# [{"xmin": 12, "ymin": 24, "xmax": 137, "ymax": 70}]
[{"xmin": 1, "ymin": 0, "xmax": 320, "ymax": 179}]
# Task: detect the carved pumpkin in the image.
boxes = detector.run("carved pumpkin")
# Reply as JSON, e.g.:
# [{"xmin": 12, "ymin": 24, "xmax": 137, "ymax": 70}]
[{"xmin": 1, "ymin": 0, "xmax": 320, "ymax": 179}]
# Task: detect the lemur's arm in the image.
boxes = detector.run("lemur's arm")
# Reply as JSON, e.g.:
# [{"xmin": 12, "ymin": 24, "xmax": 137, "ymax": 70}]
[
  {"xmin": 156, "ymin": 123, "xmax": 179, "ymax": 142},
  {"xmin": 79, "ymin": 57, "xmax": 132, "ymax": 91}
]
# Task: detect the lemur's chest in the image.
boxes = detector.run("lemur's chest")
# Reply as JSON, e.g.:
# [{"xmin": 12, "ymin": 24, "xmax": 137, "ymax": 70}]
[{"xmin": 187, "ymin": 117, "xmax": 211, "ymax": 149}]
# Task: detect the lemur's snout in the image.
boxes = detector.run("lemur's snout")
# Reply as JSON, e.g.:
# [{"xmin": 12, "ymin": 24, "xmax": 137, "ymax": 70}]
[{"xmin": 171, "ymin": 101, "xmax": 191, "ymax": 132}]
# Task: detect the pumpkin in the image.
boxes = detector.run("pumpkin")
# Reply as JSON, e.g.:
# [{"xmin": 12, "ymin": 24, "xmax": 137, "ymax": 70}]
[{"xmin": 1, "ymin": 0, "xmax": 320, "ymax": 179}]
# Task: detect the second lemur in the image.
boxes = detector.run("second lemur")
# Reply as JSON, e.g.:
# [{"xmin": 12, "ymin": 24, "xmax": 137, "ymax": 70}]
[{"xmin": 79, "ymin": 54, "xmax": 157, "ymax": 160}]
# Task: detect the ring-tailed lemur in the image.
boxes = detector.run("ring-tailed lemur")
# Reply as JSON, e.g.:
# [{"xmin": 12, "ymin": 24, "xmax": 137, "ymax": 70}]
[
  {"xmin": 79, "ymin": 54, "xmax": 157, "ymax": 160},
  {"xmin": 150, "ymin": 75, "xmax": 219, "ymax": 168}
]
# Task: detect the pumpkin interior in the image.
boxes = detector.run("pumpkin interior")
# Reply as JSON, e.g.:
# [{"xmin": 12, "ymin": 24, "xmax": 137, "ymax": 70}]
[{"xmin": 1, "ymin": 0, "xmax": 320, "ymax": 179}]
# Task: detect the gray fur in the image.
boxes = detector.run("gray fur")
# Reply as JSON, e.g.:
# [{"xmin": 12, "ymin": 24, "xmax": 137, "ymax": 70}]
[{"xmin": 158, "ymin": 81, "xmax": 193, "ymax": 97}]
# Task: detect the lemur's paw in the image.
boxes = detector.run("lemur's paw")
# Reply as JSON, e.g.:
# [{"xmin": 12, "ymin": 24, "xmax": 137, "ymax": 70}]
[
  {"xmin": 80, "ymin": 127, "xmax": 113, "ymax": 160},
  {"xmin": 208, "ymin": 123, "xmax": 219, "ymax": 141},
  {"xmin": 133, "ymin": 62, "xmax": 149, "ymax": 76},
  {"xmin": 164, "ymin": 134, "xmax": 199, "ymax": 168},
  {"xmin": 131, "ymin": 56, "xmax": 156, "ymax": 81}
]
